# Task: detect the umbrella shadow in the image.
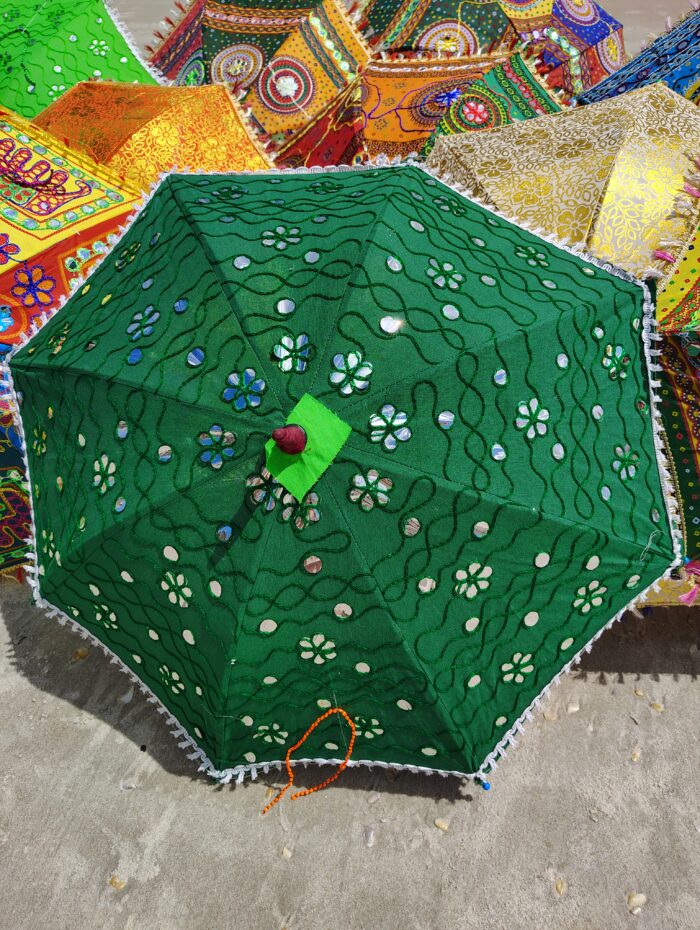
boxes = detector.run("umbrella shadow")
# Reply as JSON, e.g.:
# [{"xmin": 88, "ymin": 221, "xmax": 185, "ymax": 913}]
[
  {"xmin": 574, "ymin": 606, "xmax": 700, "ymax": 683},
  {"xmin": 2, "ymin": 584, "xmax": 698, "ymax": 801}
]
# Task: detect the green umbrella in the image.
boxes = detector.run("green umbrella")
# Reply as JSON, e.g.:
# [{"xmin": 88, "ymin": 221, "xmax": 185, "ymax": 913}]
[
  {"xmin": 8, "ymin": 165, "xmax": 678, "ymax": 784},
  {"xmin": 1, "ymin": 0, "xmax": 158, "ymax": 119}
]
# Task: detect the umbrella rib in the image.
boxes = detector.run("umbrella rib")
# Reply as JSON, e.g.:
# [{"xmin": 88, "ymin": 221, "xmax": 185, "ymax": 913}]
[
  {"xmin": 11, "ymin": 359, "xmax": 277, "ymax": 437},
  {"xmin": 320, "ymin": 473, "xmax": 469, "ymax": 759},
  {"xmin": 167, "ymin": 178, "xmax": 288, "ymax": 415},
  {"xmin": 341, "ymin": 441, "xmax": 672, "ymax": 562}
]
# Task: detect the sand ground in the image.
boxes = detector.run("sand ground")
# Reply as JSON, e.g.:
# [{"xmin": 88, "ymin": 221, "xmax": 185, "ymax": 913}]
[{"xmin": 1, "ymin": 2, "xmax": 698, "ymax": 929}]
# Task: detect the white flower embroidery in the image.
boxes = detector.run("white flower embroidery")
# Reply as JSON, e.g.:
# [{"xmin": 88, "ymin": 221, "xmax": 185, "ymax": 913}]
[
  {"xmin": 161, "ymin": 571, "xmax": 192, "ymax": 608},
  {"xmin": 515, "ymin": 398, "xmax": 549, "ymax": 439},
  {"xmin": 573, "ymin": 580, "xmax": 607, "ymax": 614},
  {"xmin": 501, "ymin": 652, "xmax": 534, "ymax": 684},
  {"xmin": 298, "ymin": 633, "xmax": 337, "ymax": 664},
  {"xmin": 454, "ymin": 563, "xmax": 492, "ymax": 599},
  {"xmin": 253, "ymin": 722, "xmax": 288, "ymax": 745}
]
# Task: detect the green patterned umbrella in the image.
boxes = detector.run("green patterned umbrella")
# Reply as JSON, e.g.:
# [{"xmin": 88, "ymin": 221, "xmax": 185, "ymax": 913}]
[
  {"xmin": 8, "ymin": 165, "xmax": 678, "ymax": 785},
  {"xmin": 1, "ymin": 0, "xmax": 159, "ymax": 119}
]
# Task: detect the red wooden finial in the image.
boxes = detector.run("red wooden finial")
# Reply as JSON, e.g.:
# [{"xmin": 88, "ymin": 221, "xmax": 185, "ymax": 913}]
[{"xmin": 272, "ymin": 424, "xmax": 307, "ymax": 455}]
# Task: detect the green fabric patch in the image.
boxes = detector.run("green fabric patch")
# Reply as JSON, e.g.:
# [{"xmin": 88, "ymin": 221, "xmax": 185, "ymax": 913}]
[{"xmin": 265, "ymin": 394, "xmax": 351, "ymax": 500}]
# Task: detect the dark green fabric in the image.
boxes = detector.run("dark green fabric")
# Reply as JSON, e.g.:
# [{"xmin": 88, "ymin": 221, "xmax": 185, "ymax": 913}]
[{"xmin": 12, "ymin": 166, "xmax": 674, "ymax": 776}]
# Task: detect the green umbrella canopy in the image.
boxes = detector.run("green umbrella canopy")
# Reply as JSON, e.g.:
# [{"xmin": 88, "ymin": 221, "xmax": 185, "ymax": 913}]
[
  {"xmin": 9, "ymin": 165, "xmax": 678, "ymax": 782},
  {"xmin": 0, "ymin": 0, "xmax": 158, "ymax": 119}
]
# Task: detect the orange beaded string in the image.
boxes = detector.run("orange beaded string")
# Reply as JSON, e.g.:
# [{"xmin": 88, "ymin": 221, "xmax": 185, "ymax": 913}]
[{"xmin": 261, "ymin": 707, "xmax": 356, "ymax": 816}]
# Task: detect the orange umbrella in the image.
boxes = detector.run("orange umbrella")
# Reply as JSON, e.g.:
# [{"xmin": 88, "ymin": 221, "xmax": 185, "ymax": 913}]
[{"xmin": 34, "ymin": 83, "xmax": 270, "ymax": 190}]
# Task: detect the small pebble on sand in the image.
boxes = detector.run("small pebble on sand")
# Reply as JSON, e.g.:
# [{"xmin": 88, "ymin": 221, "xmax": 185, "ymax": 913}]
[
  {"xmin": 282, "ymin": 847, "xmax": 292, "ymax": 859},
  {"xmin": 627, "ymin": 893, "xmax": 647, "ymax": 915},
  {"xmin": 555, "ymin": 878, "xmax": 567, "ymax": 896},
  {"xmin": 434, "ymin": 818, "xmax": 449, "ymax": 832}
]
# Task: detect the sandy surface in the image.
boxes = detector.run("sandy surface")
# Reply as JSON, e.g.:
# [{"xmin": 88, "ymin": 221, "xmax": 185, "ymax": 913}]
[{"xmin": 1, "ymin": 3, "xmax": 699, "ymax": 929}]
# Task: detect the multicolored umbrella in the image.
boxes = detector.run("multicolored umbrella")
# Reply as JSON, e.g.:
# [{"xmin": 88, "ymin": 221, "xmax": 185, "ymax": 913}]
[
  {"xmin": 273, "ymin": 54, "xmax": 506, "ymax": 166},
  {"xmin": 349, "ymin": 0, "xmax": 519, "ymax": 54},
  {"xmin": 0, "ymin": 0, "xmax": 160, "ymax": 120},
  {"xmin": 149, "ymin": 1, "xmax": 371, "ymax": 146},
  {"xmin": 421, "ymin": 52, "xmax": 562, "ymax": 157},
  {"xmin": 34, "ymin": 83, "xmax": 269, "ymax": 190},
  {"xmin": 529, "ymin": 0, "xmax": 625, "ymax": 95},
  {"xmin": 427, "ymin": 83, "xmax": 700, "ymax": 599},
  {"xmin": 579, "ymin": 8, "xmax": 700, "ymax": 106},
  {"xmin": 0, "ymin": 411, "xmax": 31, "ymax": 576},
  {"xmin": 0, "ymin": 104, "xmax": 140, "ymax": 378},
  {"xmin": 8, "ymin": 165, "xmax": 677, "ymax": 783}
]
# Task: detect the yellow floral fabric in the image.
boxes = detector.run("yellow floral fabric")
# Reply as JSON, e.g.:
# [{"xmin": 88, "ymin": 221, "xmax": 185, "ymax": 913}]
[
  {"xmin": 426, "ymin": 84, "xmax": 700, "ymax": 290},
  {"xmin": 34, "ymin": 83, "xmax": 269, "ymax": 189}
]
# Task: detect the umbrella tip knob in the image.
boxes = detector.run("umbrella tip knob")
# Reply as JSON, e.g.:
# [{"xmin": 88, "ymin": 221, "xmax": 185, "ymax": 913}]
[
  {"xmin": 481, "ymin": 781, "xmax": 491, "ymax": 791},
  {"xmin": 272, "ymin": 424, "xmax": 307, "ymax": 455}
]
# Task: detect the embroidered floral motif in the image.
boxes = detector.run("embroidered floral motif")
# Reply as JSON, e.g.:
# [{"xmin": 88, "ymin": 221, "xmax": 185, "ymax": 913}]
[
  {"xmin": 0, "ymin": 233, "xmax": 20, "ymax": 266},
  {"xmin": 329, "ymin": 351, "xmax": 373, "ymax": 395},
  {"xmin": 197, "ymin": 425, "xmax": 236, "ymax": 470},
  {"xmin": 114, "ymin": 242, "xmax": 141, "ymax": 271},
  {"xmin": 515, "ymin": 244, "xmax": 549, "ymax": 268},
  {"xmin": 298, "ymin": 633, "xmax": 337, "ymax": 664},
  {"xmin": 426, "ymin": 257, "xmax": 464, "ymax": 290},
  {"xmin": 32, "ymin": 426, "xmax": 47, "ymax": 456},
  {"xmin": 261, "ymin": 224, "xmax": 301, "ymax": 250},
  {"xmin": 11, "ymin": 264, "xmax": 56, "ymax": 308},
  {"xmin": 369, "ymin": 404, "xmax": 412, "ymax": 451},
  {"xmin": 612, "ymin": 444, "xmax": 639, "ymax": 482},
  {"xmin": 602, "ymin": 344, "xmax": 631, "ymax": 380},
  {"xmin": 159, "ymin": 664, "xmax": 186, "ymax": 694},
  {"xmin": 89, "ymin": 38, "xmax": 109, "ymax": 56},
  {"xmin": 127, "ymin": 306, "xmax": 159, "ymax": 341},
  {"xmin": 222, "ymin": 368, "xmax": 266, "ymax": 410},
  {"xmin": 247, "ymin": 467, "xmax": 283, "ymax": 511},
  {"xmin": 432, "ymin": 87, "xmax": 462, "ymax": 108},
  {"xmin": 433, "ymin": 194, "xmax": 468, "ymax": 216},
  {"xmin": 573, "ymin": 579, "xmax": 608, "ymax": 613},
  {"xmin": 273, "ymin": 332, "xmax": 313, "ymax": 373},
  {"xmin": 47, "ymin": 322, "xmax": 70, "ymax": 356},
  {"xmin": 161, "ymin": 571, "xmax": 192, "ymax": 608},
  {"xmin": 349, "ymin": 470, "xmax": 393, "ymax": 511},
  {"xmin": 454, "ymin": 563, "xmax": 492, "ymax": 599},
  {"xmin": 93, "ymin": 454, "xmax": 116, "ymax": 494},
  {"xmin": 280, "ymin": 491, "xmax": 320, "ymax": 530},
  {"xmin": 93, "ymin": 603, "xmax": 118, "ymax": 630},
  {"xmin": 40, "ymin": 529, "xmax": 61, "ymax": 565},
  {"xmin": 253, "ymin": 722, "xmax": 288, "ymax": 744},
  {"xmin": 515, "ymin": 398, "xmax": 550, "ymax": 439},
  {"xmin": 353, "ymin": 716, "xmax": 384, "ymax": 739},
  {"xmin": 501, "ymin": 652, "xmax": 534, "ymax": 684}
]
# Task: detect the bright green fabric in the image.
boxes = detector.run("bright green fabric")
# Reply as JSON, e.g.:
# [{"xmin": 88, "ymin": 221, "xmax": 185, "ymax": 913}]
[
  {"xmin": 0, "ymin": 0, "xmax": 156, "ymax": 119},
  {"xmin": 265, "ymin": 394, "xmax": 351, "ymax": 501},
  {"xmin": 11, "ymin": 166, "xmax": 675, "ymax": 776}
]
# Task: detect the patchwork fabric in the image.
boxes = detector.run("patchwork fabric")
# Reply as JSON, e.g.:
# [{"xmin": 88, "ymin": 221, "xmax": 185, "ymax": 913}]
[
  {"xmin": 148, "ymin": 0, "xmax": 207, "ymax": 85},
  {"xmin": 34, "ymin": 83, "xmax": 269, "ymax": 189},
  {"xmin": 0, "ymin": 105, "xmax": 140, "ymax": 388},
  {"xmin": 579, "ymin": 9, "xmax": 700, "ymax": 105},
  {"xmin": 533, "ymin": 0, "xmax": 625, "ymax": 95},
  {"xmin": 0, "ymin": 411, "xmax": 31, "ymax": 574},
  {"xmin": 353, "ymin": 0, "xmax": 519, "ymax": 54},
  {"xmin": 422, "ymin": 52, "xmax": 561, "ymax": 156},
  {"xmin": 0, "ymin": 0, "xmax": 158, "ymax": 120},
  {"xmin": 11, "ymin": 166, "xmax": 674, "ymax": 777},
  {"xmin": 276, "ymin": 55, "xmax": 505, "ymax": 165}
]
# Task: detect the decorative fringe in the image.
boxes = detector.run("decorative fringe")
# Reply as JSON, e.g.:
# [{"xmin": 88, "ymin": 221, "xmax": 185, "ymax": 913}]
[
  {"xmin": 1, "ymin": 158, "xmax": 682, "ymax": 787},
  {"xmin": 648, "ymin": 150, "xmax": 700, "ymax": 279}
]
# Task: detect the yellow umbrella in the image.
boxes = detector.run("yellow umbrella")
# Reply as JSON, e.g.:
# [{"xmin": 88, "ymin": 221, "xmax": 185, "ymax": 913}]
[
  {"xmin": 34, "ymin": 83, "xmax": 270, "ymax": 190},
  {"xmin": 427, "ymin": 84, "xmax": 700, "ymax": 290}
]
